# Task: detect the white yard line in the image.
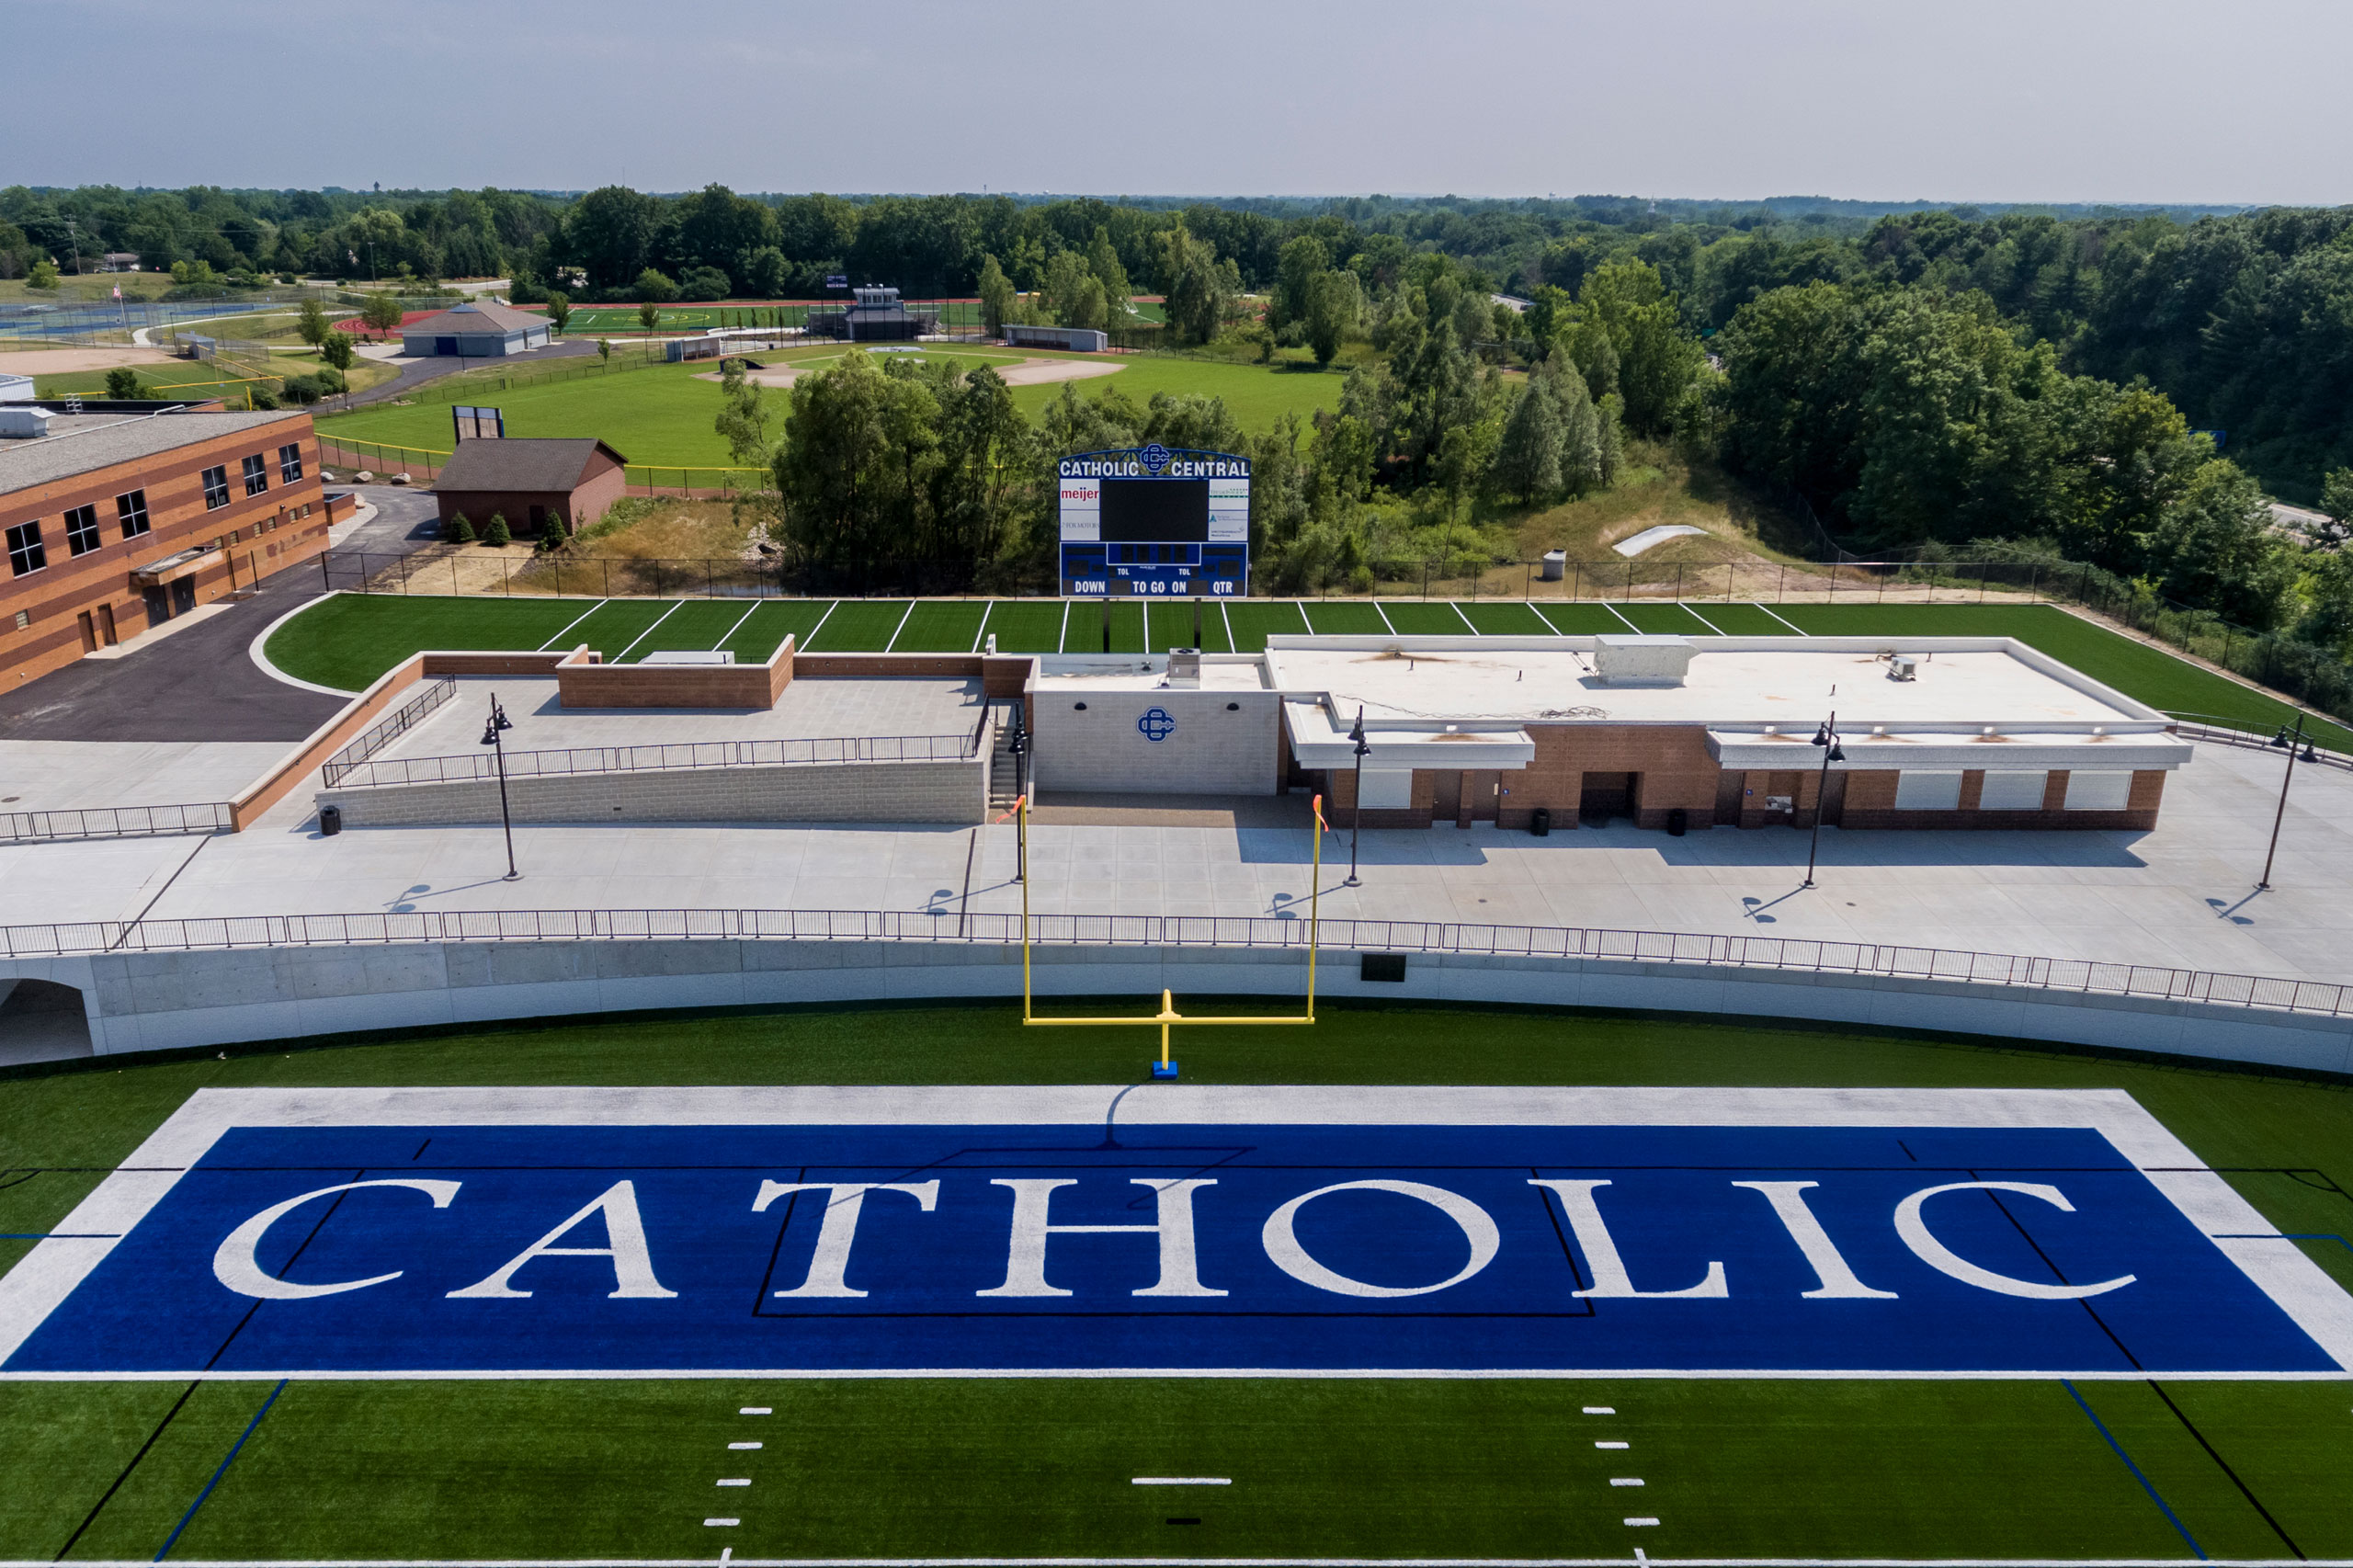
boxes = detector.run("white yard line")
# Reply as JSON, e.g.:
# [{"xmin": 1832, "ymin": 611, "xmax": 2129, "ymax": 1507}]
[
  {"xmin": 801, "ymin": 599, "xmax": 839, "ymax": 651},
  {"xmin": 739, "ymin": 1405, "xmax": 771, "ymax": 1415},
  {"xmin": 1218, "ymin": 597, "xmax": 1235, "ymax": 652},
  {"xmin": 1584, "ymin": 1405, "xmax": 1615, "ymax": 1414},
  {"xmin": 711, "ymin": 601, "xmax": 763, "ymax": 651},
  {"xmin": 1056, "ymin": 597, "xmax": 1073, "ymax": 653},
  {"xmin": 1373, "ymin": 599, "xmax": 1398, "ymax": 635},
  {"xmin": 972, "ymin": 600, "xmax": 994, "ymax": 653},
  {"xmin": 1760, "ymin": 601, "xmax": 1812, "ymax": 635},
  {"xmin": 1603, "ymin": 601, "xmax": 1641, "ymax": 632},
  {"xmin": 883, "ymin": 599, "xmax": 919, "ymax": 652},
  {"xmin": 1679, "ymin": 601, "xmax": 1728, "ymax": 636},
  {"xmin": 1449, "ymin": 602, "xmax": 1480, "ymax": 635},
  {"xmin": 613, "ymin": 601, "xmax": 683, "ymax": 663},
  {"xmin": 1131, "ymin": 1477, "xmax": 1232, "ymax": 1486},
  {"xmin": 537, "ymin": 599, "xmax": 608, "ymax": 652}
]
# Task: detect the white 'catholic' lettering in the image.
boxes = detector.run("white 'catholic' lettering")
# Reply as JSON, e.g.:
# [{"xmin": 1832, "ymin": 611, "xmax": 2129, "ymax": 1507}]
[
  {"xmin": 1732, "ymin": 1180, "xmax": 1900, "ymax": 1299},
  {"xmin": 754, "ymin": 1180, "xmax": 939, "ymax": 1298},
  {"xmin": 446, "ymin": 1179, "xmax": 676, "ymax": 1300},
  {"xmin": 1261, "ymin": 1180, "xmax": 1500, "ymax": 1298},
  {"xmin": 1893, "ymin": 1182, "xmax": 2136, "ymax": 1300},
  {"xmin": 1531, "ymin": 1179, "xmax": 1731, "ymax": 1298},
  {"xmin": 212, "ymin": 1178, "xmax": 460, "ymax": 1300},
  {"xmin": 977, "ymin": 1178, "xmax": 1225, "ymax": 1298}
]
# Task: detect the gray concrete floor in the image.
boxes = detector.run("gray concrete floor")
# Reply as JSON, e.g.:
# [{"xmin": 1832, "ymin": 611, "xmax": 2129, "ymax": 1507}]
[
  {"xmin": 0, "ymin": 734, "xmax": 2339, "ymax": 989},
  {"xmin": 377, "ymin": 676, "xmax": 985, "ymax": 760},
  {"xmin": 0, "ymin": 740, "xmax": 288, "ymax": 812}
]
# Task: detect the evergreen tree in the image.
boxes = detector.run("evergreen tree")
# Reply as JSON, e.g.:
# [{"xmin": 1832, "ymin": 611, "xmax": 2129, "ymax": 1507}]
[
  {"xmin": 483, "ymin": 513, "xmax": 511, "ymax": 547},
  {"xmin": 1490, "ymin": 378, "xmax": 1564, "ymax": 505},
  {"xmin": 540, "ymin": 509, "xmax": 570, "ymax": 551},
  {"xmin": 448, "ymin": 512, "xmax": 476, "ymax": 543},
  {"xmin": 977, "ymin": 254, "xmax": 1015, "ymax": 336},
  {"xmin": 1085, "ymin": 227, "xmax": 1134, "ymax": 324}
]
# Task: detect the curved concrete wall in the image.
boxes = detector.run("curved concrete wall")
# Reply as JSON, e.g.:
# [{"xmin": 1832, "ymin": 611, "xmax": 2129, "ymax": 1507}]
[{"xmin": 4, "ymin": 938, "xmax": 2347, "ymax": 1077}]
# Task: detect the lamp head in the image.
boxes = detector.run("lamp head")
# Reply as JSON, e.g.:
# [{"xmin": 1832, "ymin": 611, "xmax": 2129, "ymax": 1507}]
[
  {"xmin": 2302, "ymin": 743, "xmax": 2319, "ymax": 762},
  {"xmin": 1811, "ymin": 722, "xmax": 1831, "ymax": 747},
  {"xmin": 1827, "ymin": 741, "xmax": 1846, "ymax": 762},
  {"xmin": 2271, "ymin": 727, "xmax": 2290, "ymax": 747}
]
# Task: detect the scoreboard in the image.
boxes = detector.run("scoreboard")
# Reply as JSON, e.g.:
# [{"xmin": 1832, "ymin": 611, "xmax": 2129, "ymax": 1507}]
[{"xmin": 1058, "ymin": 444, "xmax": 1249, "ymax": 597}]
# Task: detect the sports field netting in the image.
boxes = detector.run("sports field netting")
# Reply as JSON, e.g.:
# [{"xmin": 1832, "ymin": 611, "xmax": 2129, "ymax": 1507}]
[
  {"xmin": 979, "ymin": 600, "xmax": 1065, "ymax": 653},
  {"xmin": 804, "ymin": 599, "xmax": 911, "ymax": 652},
  {"xmin": 889, "ymin": 600, "xmax": 989, "ymax": 653}
]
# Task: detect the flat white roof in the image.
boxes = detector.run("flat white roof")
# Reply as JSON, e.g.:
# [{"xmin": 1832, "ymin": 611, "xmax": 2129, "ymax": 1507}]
[{"xmin": 1264, "ymin": 639, "xmax": 2148, "ymax": 728}]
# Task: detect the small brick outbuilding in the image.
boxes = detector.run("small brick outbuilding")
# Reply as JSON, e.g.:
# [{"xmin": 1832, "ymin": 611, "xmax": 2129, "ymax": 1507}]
[{"xmin": 432, "ymin": 438, "xmax": 627, "ymax": 538}]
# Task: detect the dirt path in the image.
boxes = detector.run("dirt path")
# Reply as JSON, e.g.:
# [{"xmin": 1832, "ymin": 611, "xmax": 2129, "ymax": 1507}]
[
  {"xmin": 0, "ymin": 345, "xmax": 174, "ymax": 375},
  {"xmin": 699, "ymin": 355, "xmax": 1125, "ymax": 391}
]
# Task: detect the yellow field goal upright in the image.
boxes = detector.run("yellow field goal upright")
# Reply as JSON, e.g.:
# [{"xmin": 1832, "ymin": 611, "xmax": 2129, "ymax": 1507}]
[{"xmin": 1013, "ymin": 793, "xmax": 1327, "ymax": 1080}]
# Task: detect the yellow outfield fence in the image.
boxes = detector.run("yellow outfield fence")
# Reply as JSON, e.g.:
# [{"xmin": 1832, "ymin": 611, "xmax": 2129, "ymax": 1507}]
[{"xmin": 314, "ymin": 437, "xmax": 772, "ymax": 497}]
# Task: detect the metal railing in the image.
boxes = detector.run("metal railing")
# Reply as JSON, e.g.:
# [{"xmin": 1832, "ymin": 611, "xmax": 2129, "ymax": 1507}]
[
  {"xmin": 323, "ymin": 733, "xmax": 983, "ymax": 790},
  {"xmin": 2166, "ymin": 713, "xmax": 2353, "ymax": 774},
  {"xmin": 320, "ymin": 677, "xmax": 457, "ymax": 787},
  {"xmin": 0, "ymin": 802, "xmax": 233, "ymax": 845},
  {"xmin": 0, "ymin": 906, "xmax": 2348, "ymax": 1022}
]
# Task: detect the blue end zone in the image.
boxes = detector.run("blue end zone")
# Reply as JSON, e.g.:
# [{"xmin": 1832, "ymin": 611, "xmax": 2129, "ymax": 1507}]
[{"xmin": 7, "ymin": 1122, "xmax": 2334, "ymax": 1375}]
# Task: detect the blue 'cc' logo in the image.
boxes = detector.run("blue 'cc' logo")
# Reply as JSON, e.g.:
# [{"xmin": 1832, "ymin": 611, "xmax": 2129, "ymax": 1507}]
[
  {"xmin": 1138, "ymin": 707, "xmax": 1177, "ymax": 743},
  {"xmin": 1140, "ymin": 442, "xmax": 1171, "ymax": 474}
]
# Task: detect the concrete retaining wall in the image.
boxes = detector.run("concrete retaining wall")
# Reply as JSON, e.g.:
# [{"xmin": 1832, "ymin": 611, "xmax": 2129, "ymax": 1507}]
[
  {"xmin": 317, "ymin": 756, "xmax": 986, "ymax": 827},
  {"xmin": 17, "ymin": 939, "xmax": 2349, "ymax": 1076}
]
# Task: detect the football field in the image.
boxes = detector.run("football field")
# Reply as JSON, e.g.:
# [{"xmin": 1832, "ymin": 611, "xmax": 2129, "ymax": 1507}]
[
  {"xmin": 2, "ymin": 1004, "xmax": 2350, "ymax": 1562},
  {"xmin": 262, "ymin": 592, "xmax": 2352, "ymax": 750}
]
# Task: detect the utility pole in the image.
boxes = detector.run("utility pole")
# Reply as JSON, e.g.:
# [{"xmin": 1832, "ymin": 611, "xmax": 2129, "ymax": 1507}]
[
  {"xmin": 480, "ymin": 693, "xmax": 519, "ymax": 881},
  {"xmin": 2257, "ymin": 713, "xmax": 2316, "ymax": 891}
]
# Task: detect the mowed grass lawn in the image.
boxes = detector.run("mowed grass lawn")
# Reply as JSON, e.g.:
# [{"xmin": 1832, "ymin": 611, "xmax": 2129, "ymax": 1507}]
[
  {"xmin": 317, "ymin": 354, "xmax": 1352, "ymax": 468},
  {"xmin": 1, "ymin": 1005, "xmax": 2350, "ymax": 1560}
]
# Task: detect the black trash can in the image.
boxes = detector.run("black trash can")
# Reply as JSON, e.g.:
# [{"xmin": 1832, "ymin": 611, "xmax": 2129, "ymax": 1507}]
[
  {"xmin": 318, "ymin": 804, "xmax": 342, "ymax": 836},
  {"xmin": 1530, "ymin": 806, "xmax": 1551, "ymax": 837},
  {"xmin": 1666, "ymin": 807, "xmax": 1688, "ymax": 837}
]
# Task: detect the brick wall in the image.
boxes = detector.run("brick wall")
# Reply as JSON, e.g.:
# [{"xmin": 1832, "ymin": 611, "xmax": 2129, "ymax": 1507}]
[
  {"xmin": 553, "ymin": 639, "xmax": 792, "ymax": 709},
  {"xmin": 2, "ymin": 414, "xmax": 328, "ymax": 690},
  {"xmin": 319, "ymin": 756, "xmax": 987, "ymax": 827}
]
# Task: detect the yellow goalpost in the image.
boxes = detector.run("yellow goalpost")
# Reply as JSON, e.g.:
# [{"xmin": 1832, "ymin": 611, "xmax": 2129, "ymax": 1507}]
[{"xmin": 1014, "ymin": 793, "xmax": 1326, "ymax": 1079}]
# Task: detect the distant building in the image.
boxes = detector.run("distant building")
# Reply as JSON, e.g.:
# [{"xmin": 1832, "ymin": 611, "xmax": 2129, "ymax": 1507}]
[
  {"xmin": 1005, "ymin": 324, "xmax": 1107, "ymax": 352},
  {"xmin": 431, "ymin": 437, "xmax": 628, "ymax": 537},
  {"xmin": 0, "ymin": 408, "xmax": 335, "ymax": 688},
  {"xmin": 98, "ymin": 254, "xmax": 142, "ymax": 273},
  {"xmin": 400, "ymin": 301, "xmax": 554, "ymax": 358},
  {"xmin": 805, "ymin": 286, "xmax": 938, "ymax": 343}
]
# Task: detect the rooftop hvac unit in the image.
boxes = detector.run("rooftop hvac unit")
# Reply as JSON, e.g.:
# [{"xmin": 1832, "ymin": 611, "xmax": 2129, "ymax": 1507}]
[{"xmin": 1889, "ymin": 654, "xmax": 1918, "ymax": 681}]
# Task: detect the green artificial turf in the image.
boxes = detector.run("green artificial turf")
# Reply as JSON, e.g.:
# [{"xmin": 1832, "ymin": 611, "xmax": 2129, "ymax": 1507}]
[
  {"xmin": 612, "ymin": 599, "xmax": 756, "ymax": 662},
  {"xmin": 3, "ymin": 1005, "xmax": 2352, "ymax": 1560},
  {"xmin": 1059, "ymin": 599, "xmax": 1145, "ymax": 653},
  {"xmin": 804, "ymin": 599, "xmax": 909, "ymax": 652},
  {"xmin": 977, "ymin": 600, "xmax": 1065, "ymax": 653},
  {"xmin": 1458, "ymin": 602, "xmax": 1554, "ymax": 635},
  {"xmin": 888, "ymin": 599, "xmax": 988, "ymax": 653},
  {"xmin": 1301, "ymin": 600, "xmax": 1390, "ymax": 636},
  {"xmin": 1218, "ymin": 600, "xmax": 1310, "ymax": 652},
  {"xmin": 1695, "ymin": 601, "xmax": 1805, "ymax": 635},
  {"xmin": 718, "ymin": 600, "xmax": 828, "ymax": 663},
  {"xmin": 1144, "ymin": 599, "xmax": 1231, "ymax": 652},
  {"xmin": 1532, "ymin": 602, "xmax": 1635, "ymax": 635},
  {"xmin": 1380, "ymin": 600, "xmax": 1479, "ymax": 636},
  {"xmin": 260, "ymin": 595, "xmax": 589, "ymax": 690},
  {"xmin": 1616, "ymin": 601, "xmax": 1720, "ymax": 635}
]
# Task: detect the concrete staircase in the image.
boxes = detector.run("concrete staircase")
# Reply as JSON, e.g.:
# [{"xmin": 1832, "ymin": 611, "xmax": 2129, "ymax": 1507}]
[{"xmin": 987, "ymin": 705, "xmax": 1025, "ymax": 812}]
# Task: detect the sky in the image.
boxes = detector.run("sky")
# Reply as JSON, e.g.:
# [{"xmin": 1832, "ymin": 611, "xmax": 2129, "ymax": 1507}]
[{"xmin": 12, "ymin": 0, "xmax": 2353, "ymax": 206}]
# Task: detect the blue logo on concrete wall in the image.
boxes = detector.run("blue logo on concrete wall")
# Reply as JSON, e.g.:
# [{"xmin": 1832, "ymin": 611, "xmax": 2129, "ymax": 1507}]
[
  {"xmin": 1140, "ymin": 443, "xmax": 1171, "ymax": 474},
  {"xmin": 1138, "ymin": 707, "xmax": 1177, "ymax": 742}
]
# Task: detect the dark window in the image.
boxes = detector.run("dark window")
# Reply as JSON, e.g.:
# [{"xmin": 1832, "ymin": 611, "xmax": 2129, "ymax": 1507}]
[
  {"xmin": 243, "ymin": 453, "xmax": 269, "ymax": 496},
  {"xmin": 117, "ymin": 489, "xmax": 151, "ymax": 539},
  {"xmin": 6, "ymin": 521, "xmax": 46, "ymax": 577},
  {"xmin": 201, "ymin": 466, "xmax": 230, "ymax": 510},
  {"xmin": 278, "ymin": 442, "xmax": 303, "ymax": 483},
  {"xmin": 64, "ymin": 505, "xmax": 101, "ymax": 556}
]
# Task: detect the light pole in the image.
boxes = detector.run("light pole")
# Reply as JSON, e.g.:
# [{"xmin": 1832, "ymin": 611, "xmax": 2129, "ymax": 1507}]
[
  {"xmin": 2257, "ymin": 712, "xmax": 2318, "ymax": 891},
  {"xmin": 1345, "ymin": 705, "xmax": 1369, "ymax": 887},
  {"xmin": 1802, "ymin": 711, "xmax": 1844, "ymax": 889},
  {"xmin": 479, "ymin": 693, "xmax": 519, "ymax": 881}
]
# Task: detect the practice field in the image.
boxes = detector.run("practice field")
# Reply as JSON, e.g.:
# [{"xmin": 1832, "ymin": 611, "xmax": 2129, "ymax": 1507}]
[
  {"xmin": 263, "ymin": 593, "xmax": 2347, "ymax": 746},
  {"xmin": 2, "ymin": 1004, "xmax": 2350, "ymax": 1561},
  {"xmin": 315, "ymin": 351, "xmax": 1353, "ymax": 467}
]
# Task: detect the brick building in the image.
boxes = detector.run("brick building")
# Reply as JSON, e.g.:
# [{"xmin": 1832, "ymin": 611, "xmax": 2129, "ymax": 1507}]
[
  {"xmin": 431, "ymin": 437, "xmax": 627, "ymax": 538},
  {"xmin": 0, "ymin": 407, "xmax": 332, "ymax": 690}
]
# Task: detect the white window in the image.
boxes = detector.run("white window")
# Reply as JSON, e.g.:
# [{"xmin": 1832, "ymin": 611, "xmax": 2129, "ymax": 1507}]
[
  {"xmin": 1893, "ymin": 771, "xmax": 1963, "ymax": 810},
  {"xmin": 1978, "ymin": 770, "xmax": 2048, "ymax": 811},
  {"xmin": 2064, "ymin": 771, "xmax": 2134, "ymax": 811}
]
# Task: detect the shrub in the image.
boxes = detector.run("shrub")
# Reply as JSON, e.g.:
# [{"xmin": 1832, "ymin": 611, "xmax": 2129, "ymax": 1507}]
[
  {"xmin": 539, "ymin": 509, "xmax": 571, "ymax": 551},
  {"xmin": 27, "ymin": 259, "xmax": 60, "ymax": 290},
  {"xmin": 483, "ymin": 513, "xmax": 512, "ymax": 547},
  {"xmin": 316, "ymin": 367, "xmax": 347, "ymax": 394},
  {"xmin": 278, "ymin": 373, "xmax": 324, "ymax": 404},
  {"xmin": 448, "ymin": 512, "xmax": 476, "ymax": 543},
  {"xmin": 632, "ymin": 267, "xmax": 678, "ymax": 302},
  {"xmin": 245, "ymin": 388, "xmax": 278, "ymax": 410},
  {"xmin": 679, "ymin": 266, "xmax": 731, "ymax": 302},
  {"xmin": 103, "ymin": 368, "xmax": 152, "ymax": 400}
]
